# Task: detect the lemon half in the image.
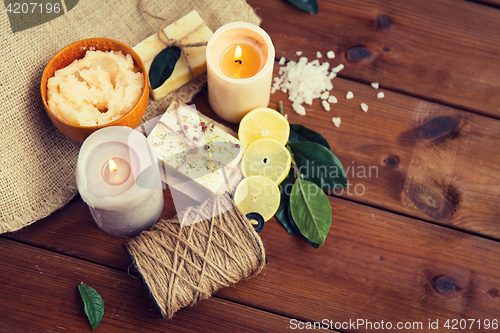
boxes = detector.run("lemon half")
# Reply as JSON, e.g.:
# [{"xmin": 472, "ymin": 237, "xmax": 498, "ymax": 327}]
[
  {"xmin": 241, "ymin": 137, "xmax": 292, "ymax": 185},
  {"xmin": 238, "ymin": 107, "xmax": 290, "ymax": 145},
  {"xmin": 233, "ymin": 176, "xmax": 280, "ymax": 222}
]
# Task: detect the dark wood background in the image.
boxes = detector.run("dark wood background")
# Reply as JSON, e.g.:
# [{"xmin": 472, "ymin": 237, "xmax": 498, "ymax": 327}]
[{"xmin": 2, "ymin": 0, "xmax": 500, "ymax": 332}]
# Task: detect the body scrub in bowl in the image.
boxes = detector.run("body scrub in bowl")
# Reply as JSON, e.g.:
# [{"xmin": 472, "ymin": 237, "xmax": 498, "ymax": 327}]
[
  {"xmin": 47, "ymin": 50, "xmax": 144, "ymax": 127},
  {"xmin": 41, "ymin": 38, "xmax": 149, "ymax": 142}
]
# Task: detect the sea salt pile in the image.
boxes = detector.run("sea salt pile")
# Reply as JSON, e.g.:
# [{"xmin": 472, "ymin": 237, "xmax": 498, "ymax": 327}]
[
  {"xmin": 272, "ymin": 52, "xmax": 383, "ymax": 122},
  {"xmin": 271, "ymin": 56, "xmax": 337, "ymax": 115}
]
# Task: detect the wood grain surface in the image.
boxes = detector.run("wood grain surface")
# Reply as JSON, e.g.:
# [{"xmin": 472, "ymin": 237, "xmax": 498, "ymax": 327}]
[
  {"xmin": 0, "ymin": 238, "xmax": 296, "ymax": 333},
  {"xmin": 4, "ymin": 193, "xmax": 500, "ymax": 332},
  {"xmin": 3, "ymin": 0, "xmax": 500, "ymax": 332},
  {"xmin": 471, "ymin": 0, "xmax": 500, "ymax": 7},
  {"xmin": 271, "ymin": 76, "xmax": 500, "ymax": 239},
  {"xmin": 251, "ymin": 0, "xmax": 500, "ymax": 118}
]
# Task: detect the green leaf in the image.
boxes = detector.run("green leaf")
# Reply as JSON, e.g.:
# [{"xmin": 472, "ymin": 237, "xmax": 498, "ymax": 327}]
[
  {"xmin": 290, "ymin": 178, "xmax": 332, "ymax": 245},
  {"xmin": 149, "ymin": 47, "xmax": 182, "ymax": 90},
  {"xmin": 287, "ymin": 203, "xmax": 320, "ymax": 248},
  {"xmin": 276, "ymin": 170, "xmax": 297, "ymax": 235},
  {"xmin": 288, "ymin": 141, "xmax": 348, "ymax": 191},
  {"xmin": 78, "ymin": 282, "xmax": 104, "ymax": 331},
  {"xmin": 288, "ymin": 124, "xmax": 330, "ymax": 150},
  {"xmin": 277, "ymin": 173, "xmax": 322, "ymax": 247},
  {"xmin": 287, "ymin": 0, "xmax": 319, "ymax": 14},
  {"xmin": 276, "ymin": 198, "xmax": 295, "ymax": 235}
]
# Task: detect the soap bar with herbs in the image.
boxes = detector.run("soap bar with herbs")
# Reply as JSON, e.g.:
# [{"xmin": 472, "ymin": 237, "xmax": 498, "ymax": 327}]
[
  {"xmin": 148, "ymin": 102, "xmax": 246, "ymax": 201},
  {"xmin": 133, "ymin": 10, "xmax": 213, "ymax": 100}
]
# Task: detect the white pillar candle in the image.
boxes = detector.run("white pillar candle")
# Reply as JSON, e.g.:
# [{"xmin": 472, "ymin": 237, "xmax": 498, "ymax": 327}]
[
  {"xmin": 76, "ymin": 126, "xmax": 163, "ymax": 237},
  {"xmin": 206, "ymin": 22, "xmax": 275, "ymax": 123}
]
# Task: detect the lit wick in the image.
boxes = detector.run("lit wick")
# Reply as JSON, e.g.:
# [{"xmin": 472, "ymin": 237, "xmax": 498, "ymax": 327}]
[
  {"xmin": 109, "ymin": 158, "xmax": 118, "ymax": 173},
  {"xmin": 107, "ymin": 158, "xmax": 122, "ymax": 184},
  {"xmin": 102, "ymin": 158, "xmax": 130, "ymax": 186},
  {"xmin": 234, "ymin": 45, "xmax": 243, "ymax": 64},
  {"xmin": 234, "ymin": 45, "xmax": 243, "ymax": 78}
]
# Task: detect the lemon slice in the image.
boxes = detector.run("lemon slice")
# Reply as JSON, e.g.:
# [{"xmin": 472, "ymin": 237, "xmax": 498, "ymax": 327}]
[
  {"xmin": 234, "ymin": 176, "xmax": 280, "ymax": 222},
  {"xmin": 241, "ymin": 138, "xmax": 291, "ymax": 184},
  {"xmin": 238, "ymin": 107, "xmax": 290, "ymax": 145}
]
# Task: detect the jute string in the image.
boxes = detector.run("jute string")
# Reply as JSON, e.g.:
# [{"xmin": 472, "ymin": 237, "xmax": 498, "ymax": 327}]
[{"xmin": 125, "ymin": 193, "xmax": 266, "ymax": 319}]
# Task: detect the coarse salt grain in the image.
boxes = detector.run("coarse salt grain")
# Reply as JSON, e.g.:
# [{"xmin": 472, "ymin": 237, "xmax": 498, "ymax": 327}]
[
  {"xmin": 371, "ymin": 82, "xmax": 379, "ymax": 89},
  {"xmin": 292, "ymin": 102, "xmax": 306, "ymax": 115},
  {"xmin": 279, "ymin": 57, "xmax": 286, "ymax": 65},
  {"xmin": 346, "ymin": 91, "xmax": 354, "ymax": 99},
  {"xmin": 296, "ymin": 51, "xmax": 303, "ymax": 56},
  {"xmin": 271, "ymin": 56, "xmax": 334, "ymax": 108},
  {"xmin": 327, "ymin": 51, "xmax": 335, "ymax": 59},
  {"xmin": 328, "ymin": 96, "xmax": 338, "ymax": 104},
  {"xmin": 317, "ymin": 51, "xmax": 322, "ymax": 58},
  {"xmin": 322, "ymin": 100, "xmax": 330, "ymax": 111},
  {"xmin": 332, "ymin": 117, "xmax": 341, "ymax": 127},
  {"xmin": 320, "ymin": 91, "xmax": 329, "ymax": 99},
  {"xmin": 360, "ymin": 103, "xmax": 368, "ymax": 112},
  {"xmin": 377, "ymin": 92, "xmax": 385, "ymax": 99},
  {"xmin": 332, "ymin": 64, "xmax": 344, "ymax": 73}
]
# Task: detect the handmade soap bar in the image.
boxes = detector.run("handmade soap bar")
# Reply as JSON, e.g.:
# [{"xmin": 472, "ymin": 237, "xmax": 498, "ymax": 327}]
[
  {"xmin": 133, "ymin": 10, "xmax": 213, "ymax": 100},
  {"xmin": 148, "ymin": 102, "xmax": 245, "ymax": 201}
]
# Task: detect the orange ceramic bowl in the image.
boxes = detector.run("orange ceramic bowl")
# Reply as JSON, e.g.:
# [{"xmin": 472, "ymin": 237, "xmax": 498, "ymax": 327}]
[{"xmin": 41, "ymin": 38, "xmax": 149, "ymax": 142}]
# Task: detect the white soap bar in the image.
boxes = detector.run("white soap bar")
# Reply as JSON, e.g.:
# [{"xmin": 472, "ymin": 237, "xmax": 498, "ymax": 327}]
[
  {"xmin": 148, "ymin": 102, "xmax": 245, "ymax": 201},
  {"xmin": 133, "ymin": 10, "xmax": 213, "ymax": 100}
]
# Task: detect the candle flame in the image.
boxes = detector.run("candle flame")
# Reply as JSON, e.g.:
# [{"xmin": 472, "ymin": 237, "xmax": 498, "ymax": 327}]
[
  {"xmin": 108, "ymin": 158, "xmax": 117, "ymax": 173},
  {"xmin": 234, "ymin": 45, "xmax": 243, "ymax": 64}
]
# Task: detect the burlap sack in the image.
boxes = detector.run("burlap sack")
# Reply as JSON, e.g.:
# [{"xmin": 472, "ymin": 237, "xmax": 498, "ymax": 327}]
[{"xmin": 0, "ymin": 0, "xmax": 260, "ymax": 233}]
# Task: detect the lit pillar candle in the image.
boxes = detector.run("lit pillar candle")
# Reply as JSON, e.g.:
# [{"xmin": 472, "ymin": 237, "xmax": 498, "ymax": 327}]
[
  {"xmin": 76, "ymin": 126, "xmax": 163, "ymax": 237},
  {"xmin": 206, "ymin": 22, "xmax": 275, "ymax": 123}
]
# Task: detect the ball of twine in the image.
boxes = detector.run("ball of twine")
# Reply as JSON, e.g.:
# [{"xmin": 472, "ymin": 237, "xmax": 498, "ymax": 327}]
[{"xmin": 125, "ymin": 193, "xmax": 266, "ymax": 318}]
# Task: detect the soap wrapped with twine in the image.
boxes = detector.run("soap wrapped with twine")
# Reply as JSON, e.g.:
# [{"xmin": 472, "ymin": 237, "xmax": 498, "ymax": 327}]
[
  {"xmin": 125, "ymin": 193, "xmax": 266, "ymax": 318},
  {"xmin": 139, "ymin": 0, "xmax": 209, "ymax": 81},
  {"xmin": 145, "ymin": 101, "xmax": 243, "ymax": 212}
]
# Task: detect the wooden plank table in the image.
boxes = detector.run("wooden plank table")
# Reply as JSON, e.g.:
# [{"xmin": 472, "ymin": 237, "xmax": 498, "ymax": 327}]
[{"xmin": 2, "ymin": 0, "xmax": 500, "ymax": 331}]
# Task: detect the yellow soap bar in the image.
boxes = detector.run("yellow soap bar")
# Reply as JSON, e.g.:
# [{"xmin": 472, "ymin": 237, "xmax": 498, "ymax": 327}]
[
  {"xmin": 148, "ymin": 102, "xmax": 246, "ymax": 201},
  {"xmin": 133, "ymin": 10, "xmax": 213, "ymax": 100}
]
